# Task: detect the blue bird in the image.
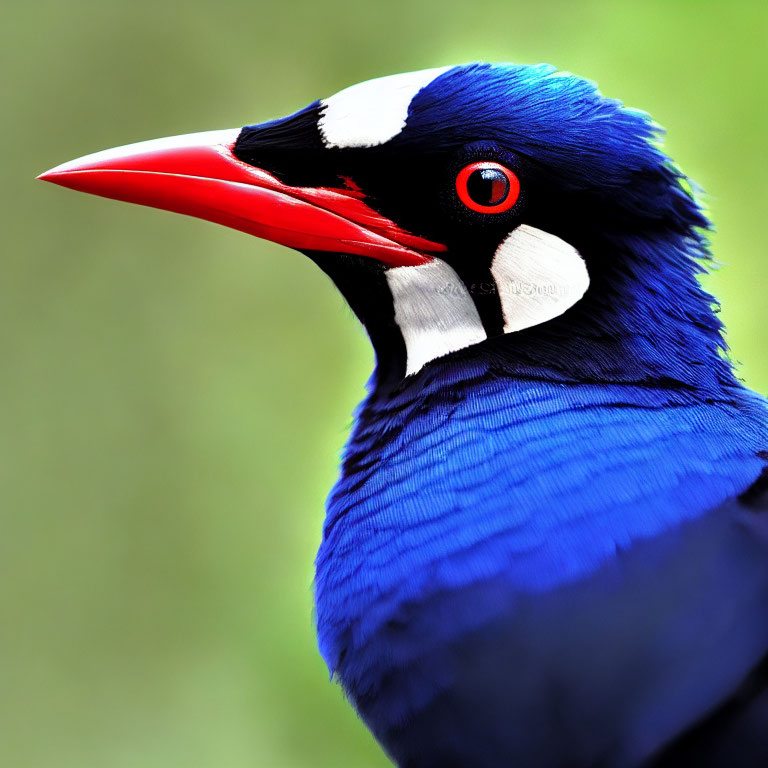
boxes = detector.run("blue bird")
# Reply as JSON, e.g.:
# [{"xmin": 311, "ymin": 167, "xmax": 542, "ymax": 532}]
[{"xmin": 40, "ymin": 63, "xmax": 768, "ymax": 767}]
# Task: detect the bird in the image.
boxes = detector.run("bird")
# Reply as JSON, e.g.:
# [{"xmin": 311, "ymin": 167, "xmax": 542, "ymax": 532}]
[{"xmin": 39, "ymin": 62, "xmax": 768, "ymax": 767}]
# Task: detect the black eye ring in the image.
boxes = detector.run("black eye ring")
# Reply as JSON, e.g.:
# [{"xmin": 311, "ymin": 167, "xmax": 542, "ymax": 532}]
[{"xmin": 456, "ymin": 161, "xmax": 520, "ymax": 213}]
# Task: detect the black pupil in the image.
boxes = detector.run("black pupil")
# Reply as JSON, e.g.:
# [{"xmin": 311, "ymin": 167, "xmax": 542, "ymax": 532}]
[{"xmin": 466, "ymin": 167, "xmax": 509, "ymax": 206}]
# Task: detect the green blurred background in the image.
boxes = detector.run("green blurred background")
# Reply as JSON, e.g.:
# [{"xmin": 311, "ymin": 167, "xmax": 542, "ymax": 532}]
[{"xmin": 2, "ymin": 1, "xmax": 767, "ymax": 766}]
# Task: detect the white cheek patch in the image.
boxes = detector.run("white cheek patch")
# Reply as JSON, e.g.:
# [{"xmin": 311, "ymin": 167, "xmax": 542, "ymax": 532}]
[
  {"xmin": 491, "ymin": 225, "xmax": 589, "ymax": 333},
  {"xmin": 318, "ymin": 67, "xmax": 451, "ymax": 149},
  {"xmin": 386, "ymin": 260, "xmax": 486, "ymax": 376},
  {"xmin": 384, "ymin": 227, "xmax": 588, "ymax": 377}
]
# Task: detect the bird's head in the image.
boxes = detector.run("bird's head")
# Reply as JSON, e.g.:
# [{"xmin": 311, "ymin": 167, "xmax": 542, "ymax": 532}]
[{"xmin": 40, "ymin": 63, "xmax": 726, "ymax": 392}]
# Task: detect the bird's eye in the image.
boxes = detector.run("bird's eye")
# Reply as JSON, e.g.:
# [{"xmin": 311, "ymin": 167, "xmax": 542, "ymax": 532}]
[{"xmin": 456, "ymin": 161, "xmax": 520, "ymax": 213}]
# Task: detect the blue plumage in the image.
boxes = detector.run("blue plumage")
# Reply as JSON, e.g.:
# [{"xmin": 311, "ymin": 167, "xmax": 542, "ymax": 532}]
[
  {"xmin": 311, "ymin": 64, "xmax": 768, "ymax": 765},
  {"xmin": 41, "ymin": 61, "xmax": 768, "ymax": 767},
  {"xmin": 318, "ymin": 366, "xmax": 768, "ymax": 765}
]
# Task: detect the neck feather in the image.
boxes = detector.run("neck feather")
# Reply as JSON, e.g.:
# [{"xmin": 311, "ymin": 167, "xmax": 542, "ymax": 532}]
[{"xmin": 309, "ymin": 214, "xmax": 741, "ymax": 400}]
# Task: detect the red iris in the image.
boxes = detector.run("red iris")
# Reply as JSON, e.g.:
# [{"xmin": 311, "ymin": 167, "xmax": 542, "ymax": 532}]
[{"xmin": 455, "ymin": 161, "xmax": 520, "ymax": 213}]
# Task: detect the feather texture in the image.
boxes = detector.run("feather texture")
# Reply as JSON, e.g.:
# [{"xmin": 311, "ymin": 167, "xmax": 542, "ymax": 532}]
[{"xmin": 311, "ymin": 63, "xmax": 768, "ymax": 766}]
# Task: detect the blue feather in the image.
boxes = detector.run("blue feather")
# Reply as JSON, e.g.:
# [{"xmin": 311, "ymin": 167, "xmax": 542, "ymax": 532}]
[{"xmin": 312, "ymin": 63, "xmax": 768, "ymax": 766}]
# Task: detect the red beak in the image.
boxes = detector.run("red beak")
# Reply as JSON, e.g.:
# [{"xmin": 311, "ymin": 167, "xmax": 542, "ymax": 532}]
[{"xmin": 38, "ymin": 129, "xmax": 446, "ymax": 267}]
